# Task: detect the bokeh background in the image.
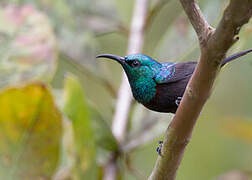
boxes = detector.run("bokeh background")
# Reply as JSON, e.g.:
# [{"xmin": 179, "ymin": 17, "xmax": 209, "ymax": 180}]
[{"xmin": 0, "ymin": 0, "xmax": 252, "ymax": 179}]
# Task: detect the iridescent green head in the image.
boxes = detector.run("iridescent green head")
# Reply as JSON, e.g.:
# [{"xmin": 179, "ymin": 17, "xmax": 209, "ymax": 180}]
[{"xmin": 96, "ymin": 54, "xmax": 162, "ymax": 103}]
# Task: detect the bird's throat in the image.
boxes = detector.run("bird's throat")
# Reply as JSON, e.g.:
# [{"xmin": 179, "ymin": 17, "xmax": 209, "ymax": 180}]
[{"xmin": 129, "ymin": 78, "xmax": 157, "ymax": 104}]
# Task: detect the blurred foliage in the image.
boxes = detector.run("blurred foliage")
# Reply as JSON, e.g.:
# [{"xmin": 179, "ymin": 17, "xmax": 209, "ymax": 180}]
[
  {"xmin": 63, "ymin": 74, "xmax": 96, "ymax": 179},
  {"xmin": 90, "ymin": 108, "xmax": 118, "ymax": 152},
  {"xmin": 221, "ymin": 118, "xmax": 252, "ymax": 144},
  {"xmin": 215, "ymin": 170, "xmax": 252, "ymax": 180},
  {"xmin": 0, "ymin": 83, "xmax": 62, "ymax": 179},
  {"xmin": 0, "ymin": 0, "xmax": 251, "ymax": 180},
  {"xmin": 0, "ymin": 5, "xmax": 57, "ymax": 87}
]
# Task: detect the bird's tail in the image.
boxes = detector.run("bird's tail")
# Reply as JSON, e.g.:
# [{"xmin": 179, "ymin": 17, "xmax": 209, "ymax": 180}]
[{"xmin": 221, "ymin": 49, "xmax": 252, "ymax": 67}]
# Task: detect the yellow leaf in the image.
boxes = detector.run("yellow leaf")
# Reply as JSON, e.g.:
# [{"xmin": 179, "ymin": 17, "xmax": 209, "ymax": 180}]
[{"xmin": 0, "ymin": 83, "xmax": 62, "ymax": 179}]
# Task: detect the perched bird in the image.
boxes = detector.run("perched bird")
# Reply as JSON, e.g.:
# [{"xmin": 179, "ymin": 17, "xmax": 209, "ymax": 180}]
[{"xmin": 96, "ymin": 49, "xmax": 252, "ymax": 113}]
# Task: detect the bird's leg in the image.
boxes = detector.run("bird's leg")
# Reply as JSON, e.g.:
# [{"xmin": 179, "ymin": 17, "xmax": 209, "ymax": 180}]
[
  {"xmin": 175, "ymin": 96, "xmax": 182, "ymax": 106},
  {"xmin": 156, "ymin": 140, "xmax": 163, "ymax": 156}
]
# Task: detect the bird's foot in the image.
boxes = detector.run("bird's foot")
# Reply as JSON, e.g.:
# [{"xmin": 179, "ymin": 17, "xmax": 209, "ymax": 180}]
[
  {"xmin": 175, "ymin": 97, "xmax": 182, "ymax": 106},
  {"xmin": 156, "ymin": 140, "xmax": 163, "ymax": 156}
]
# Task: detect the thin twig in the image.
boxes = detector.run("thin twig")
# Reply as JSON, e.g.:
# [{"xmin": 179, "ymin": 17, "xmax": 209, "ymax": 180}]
[
  {"xmin": 122, "ymin": 114, "xmax": 162, "ymax": 153},
  {"xmin": 179, "ymin": 0, "xmax": 214, "ymax": 47},
  {"xmin": 103, "ymin": 152, "xmax": 120, "ymax": 180},
  {"xmin": 112, "ymin": 0, "xmax": 149, "ymax": 144},
  {"xmin": 149, "ymin": 0, "xmax": 252, "ymax": 179},
  {"xmin": 103, "ymin": 0, "xmax": 149, "ymax": 179}
]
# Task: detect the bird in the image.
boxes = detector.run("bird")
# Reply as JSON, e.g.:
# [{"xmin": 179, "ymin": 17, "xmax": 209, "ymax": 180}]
[{"xmin": 96, "ymin": 49, "xmax": 252, "ymax": 113}]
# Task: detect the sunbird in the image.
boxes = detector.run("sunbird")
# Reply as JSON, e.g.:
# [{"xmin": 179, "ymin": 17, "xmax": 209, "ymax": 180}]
[{"xmin": 97, "ymin": 49, "xmax": 252, "ymax": 113}]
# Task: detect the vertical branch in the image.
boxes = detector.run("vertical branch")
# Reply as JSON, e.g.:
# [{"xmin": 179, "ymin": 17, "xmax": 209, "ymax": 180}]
[
  {"xmin": 112, "ymin": 0, "xmax": 149, "ymax": 143},
  {"xmin": 179, "ymin": 0, "xmax": 214, "ymax": 46},
  {"xmin": 103, "ymin": 0, "xmax": 149, "ymax": 180},
  {"xmin": 149, "ymin": 0, "xmax": 252, "ymax": 180}
]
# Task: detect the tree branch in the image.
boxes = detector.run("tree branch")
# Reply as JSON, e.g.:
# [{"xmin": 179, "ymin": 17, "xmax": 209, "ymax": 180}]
[
  {"xmin": 179, "ymin": 0, "xmax": 214, "ymax": 47},
  {"xmin": 111, "ymin": 0, "xmax": 149, "ymax": 143},
  {"xmin": 103, "ymin": 0, "xmax": 149, "ymax": 179},
  {"xmin": 149, "ymin": 1, "xmax": 252, "ymax": 180}
]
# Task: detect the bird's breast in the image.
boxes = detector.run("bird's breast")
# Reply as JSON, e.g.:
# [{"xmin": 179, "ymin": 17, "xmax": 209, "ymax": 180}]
[
  {"xmin": 130, "ymin": 79, "xmax": 157, "ymax": 104},
  {"xmin": 143, "ymin": 77, "xmax": 190, "ymax": 113}
]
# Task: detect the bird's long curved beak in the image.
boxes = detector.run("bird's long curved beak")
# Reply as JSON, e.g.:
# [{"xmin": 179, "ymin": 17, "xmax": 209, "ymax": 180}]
[{"xmin": 96, "ymin": 54, "xmax": 125, "ymax": 64}]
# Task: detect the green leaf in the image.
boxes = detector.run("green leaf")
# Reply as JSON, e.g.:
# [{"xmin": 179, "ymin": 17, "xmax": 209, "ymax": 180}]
[
  {"xmin": 90, "ymin": 108, "xmax": 118, "ymax": 151},
  {"xmin": 0, "ymin": 83, "xmax": 62, "ymax": 179},
  {"xmin": 63, "ymin": 74, "xmax": 96, "ymax": 178}
]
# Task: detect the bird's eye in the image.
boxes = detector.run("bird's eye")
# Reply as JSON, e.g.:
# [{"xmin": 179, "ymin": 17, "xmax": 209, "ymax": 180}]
[{"xmin": 129, "ymin": 60, "xmax": 140, "ymax": 67}]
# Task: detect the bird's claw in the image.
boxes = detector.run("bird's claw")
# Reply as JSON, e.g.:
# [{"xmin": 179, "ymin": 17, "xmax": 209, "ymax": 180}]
[
  {"xmin": 175, "ymin": 97, "xmax": 182, "ymax": 106},
  {"xmin": 156, "ymin": 140, "xmax": 163, "ymax": 156}
]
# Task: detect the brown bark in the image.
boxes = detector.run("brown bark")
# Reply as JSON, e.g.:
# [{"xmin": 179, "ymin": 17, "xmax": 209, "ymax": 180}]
[{"xmin": 149, "ymin": 0, "xmax": 252, "ymax": 179}]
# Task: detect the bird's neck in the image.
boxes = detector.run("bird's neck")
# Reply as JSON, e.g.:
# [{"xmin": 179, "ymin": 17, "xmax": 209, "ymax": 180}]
[{"xmin": 129, "ymin": 77, "xmax": 156, "ymax": 104}]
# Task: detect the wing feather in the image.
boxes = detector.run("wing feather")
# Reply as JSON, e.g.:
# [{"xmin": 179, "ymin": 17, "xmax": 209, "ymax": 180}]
[{"xmin": 154, "ymin": 62, "xmax": 197, "ymax": 84}]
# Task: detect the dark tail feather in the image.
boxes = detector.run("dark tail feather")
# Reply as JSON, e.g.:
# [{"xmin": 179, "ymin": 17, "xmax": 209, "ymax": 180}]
[{"xmin": 221, "ymin": 49, "xmax": 252, "ymax": 67}]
